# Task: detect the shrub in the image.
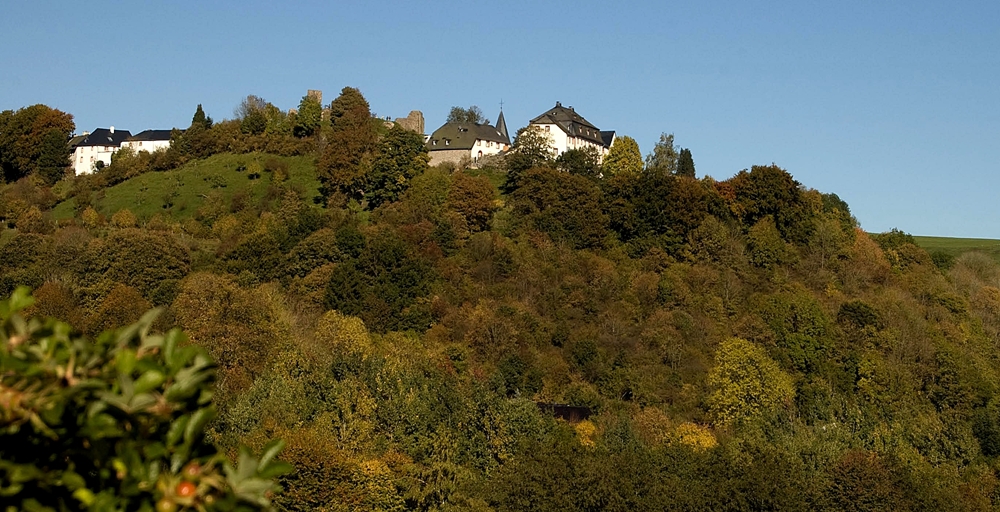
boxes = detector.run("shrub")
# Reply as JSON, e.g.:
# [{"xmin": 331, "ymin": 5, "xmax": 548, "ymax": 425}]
[
  {"xmin": 0, "ymin": 287, "xmax": 290, "ymax": 510},
  {"xmin": 110, "ymin": 208, "xmax": 138, "ymax": 228}
]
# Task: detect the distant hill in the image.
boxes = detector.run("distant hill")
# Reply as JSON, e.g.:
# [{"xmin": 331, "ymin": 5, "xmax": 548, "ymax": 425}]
[{"xmin": 50, "ymin": 153, "xmax": 321, "ymax": 222}]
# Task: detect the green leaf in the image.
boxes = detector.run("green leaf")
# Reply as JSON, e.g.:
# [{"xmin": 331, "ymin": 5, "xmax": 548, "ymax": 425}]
[
  {"xmin": 116, "ymin": 349, "xmax": 137, "ymax": 377},
  {"xmin": 257, "ymin": 438, "xmax": 285, "ymax": 472},
  {"xmin": 184, "ymin": 406, "xmax": 216, "ymax": 445},
  {"xmin": 7, "ymin": 286, "xmax": 35, "ymax": 315},
  {"xmin": 257, "ymin": 460, "xmax": 293, "ymax": 480},
  {"xmin": 166, "ymin": 416, "xmax": 189, "ymax": 446},
  {"xmin": 61, "ymin": 470, "xmax": 85, "ymax": 490},
  {"xmin": 72, "ymin": 488, "xmax": 95, "ymax": 506},
  {"xmin": 133, "ymin": 370, "xmax": 166, "ymax": 395},
  {"xmin": 128, "ymin": 393, "xmax": 157, "ymax": 411}
]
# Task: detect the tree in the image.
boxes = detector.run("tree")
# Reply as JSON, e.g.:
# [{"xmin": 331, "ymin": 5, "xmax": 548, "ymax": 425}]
[
  {"xmin": 447, "ymin": 172, "xmax": 498, "ymax": 232},
  {"xmin": 293, "ymin": 94, "xmax": 322, "ymax": 138},
  {"xmin": 36, "ymin": 128, "xmax": 71, "ymax": 185},
  {"xmin": 0, "ymin": 287, "xmax": 290, "ymax": 511},
  {"xmin": 644, "ymin": 132, "xmax": 678, "ymax": 176},
  {"xmin": 676, "ymin": 148, "xmax": 695, "ymax": 177},
  {"xmin": 192, "ymin": 104, "xmax": 213, "ymax": 130},
  {"xmin": 602, "ymin": 135, "xmax": 643, "ymax": 177},
  {"xmin": 317, "ymin": 99, "xmax": 378, "ymax": 205},
  {"xmin": 234, "ymin": 95, "xmax": 267, "ymax": 120},
  {"xmin": 502, "ymin": 125, "xmax": 554, "ymax": 193},
  {"xmin": 0, "ymin": 104, "xmax": 75, "ymax": 183},
  {"xmin": 241, "ymin": 109, "xmax": 267, "ymax": 135},
  {"xmin": 510, "ymin": 167, "xmax": 608, "ymax": 249},
  {"xmin": 707, "ymin": 337, "xmax": 794, "ymax": 427},
  {"xmin": 603, "ymin": 172, "xmax": 715, "ymax": 256},
  {"xmin": 365, "ymin": 124, "xmax": 430, "ymax": 209},
  {"xmin": 329, "ymin": 87, "xmax": 370, "ymax": 128},
  {"xmin": 724, "ymin": 164, "xmax": 813, "ymax": 243},
  {"xmin": 446, "ymin": 106, "xmax": 488, "ymax": 125},
  {"xmin": 555, "ymin": 147, "xmax": 601, "ymax": 181}
]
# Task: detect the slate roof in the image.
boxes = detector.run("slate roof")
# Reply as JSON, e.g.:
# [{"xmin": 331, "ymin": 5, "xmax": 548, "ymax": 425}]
[
  {"xmin": 426, "ymin": 121, "xmax": 510, "ymax": 151},
  {"xmin": 76, "ymin": 128, "xmax": 132, "ymax": 147},
  {"xmin": 127, "ymin": 129, "xmax": 173, "ymax": 142},
  {"xmin": 67, "ymin": 134, "xmax": 87, "ymax": 149},
  {"xmin": 529, "ymin": 102, "xmax": 609, "ymax": 147},
  {"xmin": 496, "ymin": 110, "xmax": 509, "ymax": 142},
  {"xmin": 600, "ymin": 130, "xmax": 616, "ymax": 148}
]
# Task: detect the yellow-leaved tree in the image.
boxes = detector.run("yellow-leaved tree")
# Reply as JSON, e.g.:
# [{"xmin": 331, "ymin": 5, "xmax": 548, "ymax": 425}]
[{"xmin": 707, "ymin": 337, "xmax": 794, "ymax": 427}]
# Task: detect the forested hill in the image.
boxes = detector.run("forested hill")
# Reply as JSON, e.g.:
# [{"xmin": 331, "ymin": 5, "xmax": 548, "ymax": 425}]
[{"xmin": 4, "ymin": 92, "xmax": 1000, "ymax": 510}]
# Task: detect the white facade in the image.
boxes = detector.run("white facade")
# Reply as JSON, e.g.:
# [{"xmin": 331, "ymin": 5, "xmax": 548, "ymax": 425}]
[
  {"xmin": 527, "ymin": 103, "xmax": 614, "ymax": 163},
  {"xmin": 72, "ymin": 144, "xmax": 118, "ymax": 175},
  {"xmin": 120, "ymin": 139, "xmax": 170, "ymax": 154}
]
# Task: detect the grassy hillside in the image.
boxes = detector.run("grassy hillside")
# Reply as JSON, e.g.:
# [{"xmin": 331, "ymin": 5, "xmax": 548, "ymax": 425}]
[
  {"xmin": 51, "ymin": 153, "xmax": 321, "ymax": 221},
  {"xmin": 914, "ymin": 235, "xmax": 1000, "ymax": 263}
]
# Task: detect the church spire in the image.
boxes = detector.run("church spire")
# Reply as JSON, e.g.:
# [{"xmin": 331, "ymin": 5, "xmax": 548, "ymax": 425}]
[{"xmin": 496, "ymin": 107, "xmax": 509, "ymax": 144}]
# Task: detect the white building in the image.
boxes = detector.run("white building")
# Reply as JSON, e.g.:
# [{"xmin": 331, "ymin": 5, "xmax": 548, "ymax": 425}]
[
  {"xmin": 425, "ymin": 110, "xmax": 511, "ymax": 167},
  {"xmin": 69, "ymin": 127, "xmax": 132, "ymax": 175},
  {"xmin": 120, "ymin": 129, "xmax": 173, "ymax": 154},
  {"xmin": 528, "ymin": 102, "xmax": 615, "ymax": 160}
]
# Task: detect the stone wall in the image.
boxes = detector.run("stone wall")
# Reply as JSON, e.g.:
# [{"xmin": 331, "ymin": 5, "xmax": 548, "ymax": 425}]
[
  {"xmin": 428, "ymin": 149, "xmax": 470, "ymax": 167},
  {"xmin": 394, "ymin": 111, "xmax": 425, "ymax": 134}
]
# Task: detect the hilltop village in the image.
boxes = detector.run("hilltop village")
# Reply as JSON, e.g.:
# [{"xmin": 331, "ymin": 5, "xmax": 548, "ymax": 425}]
[
  {"xmin": 64, "ymin": 89, "xmax": 619, "ymax": 176},
  {"xmin": 5, "ymin": 86, "xmax": 1000, "ymax": 510}
]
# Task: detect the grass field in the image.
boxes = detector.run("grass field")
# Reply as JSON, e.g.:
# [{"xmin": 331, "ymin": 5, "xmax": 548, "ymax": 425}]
[
  {"xmin": 914, "ymin": 235, "xmax": 1000, "ymax": 263},
  {"xmin": 50, "ymin": 153, "xmax": 321, "ymax": 222}
]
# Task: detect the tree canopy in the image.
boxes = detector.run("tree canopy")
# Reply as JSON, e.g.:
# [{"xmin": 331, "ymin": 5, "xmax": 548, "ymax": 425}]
[
  {"xmin": 644, "ymin": 132, "xmax": 677, "ymax": 176},
  {"xmin": 446, "ymin": 105, "xmax": 488, "ymax": 125},
  {"xmin": 602, "ymin": 135, "xmax": 643, "ymax": 177},
  {"xmin": 0, "ymin": 104, "xmax": 75, "ymax": 183}
]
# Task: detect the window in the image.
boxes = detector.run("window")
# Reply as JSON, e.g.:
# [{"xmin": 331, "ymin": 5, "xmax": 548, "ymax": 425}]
[
  {"xmin": 445, "ymin": 140, "xmax": 450, "ymax": 146},
  {"xmin": 432, "ymin": 140, "xmax": 437, "ymax": 146},
  {"xmin": 544, "ymin": 126, "xmax": 550, "ymax": 132},
  {"xmin": 477, "ymin": 140, "xmax": 481, "ymax": 146}
]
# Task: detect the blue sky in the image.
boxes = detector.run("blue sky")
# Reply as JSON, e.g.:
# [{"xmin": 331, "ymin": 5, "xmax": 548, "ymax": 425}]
[{"xmin": 3, "ymin": 1, "xmax": 998, "ymax": 237}]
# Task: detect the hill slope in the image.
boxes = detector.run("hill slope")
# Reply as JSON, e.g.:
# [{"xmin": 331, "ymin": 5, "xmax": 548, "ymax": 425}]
[{"xmin": 50, "ymin": 153, "xmax": 321, "ymax": 221}]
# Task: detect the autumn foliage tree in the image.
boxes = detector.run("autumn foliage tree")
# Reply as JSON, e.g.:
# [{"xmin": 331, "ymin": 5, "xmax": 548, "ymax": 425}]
[
  {"xmin": 0, "ymin": 104, "xmax": 75, "ymax": 183},
  {"xmin": 318, "ymin": 91, "xmax": 378, "ymax": 206},
  {"xmin": 707, "ymin": 337, "xmax": 795, "ymax": 427}
]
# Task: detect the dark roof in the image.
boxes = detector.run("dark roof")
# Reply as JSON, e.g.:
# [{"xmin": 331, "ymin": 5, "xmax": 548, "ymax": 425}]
[
  {"xmin": 600, "ymin": 130, "xmax": 616, "ymax": 148},
  {"xmin": 496, "ymin": 110, "xmax": 509, "ymax": 142},
  {"xmin": 67, "ymin": 134, "xmax": 87, "ymax": 149},
  {"xmin": 426, "ymin": 121, "xmax": 511, "ymax": 151},
  {"xmin": 127, "ymin": 129, "xmax": 173, "ymax": 141},
  {"xmin": 529, "ymin": 102, "xmax": 608, "ymax": 147},
  {"xmin": 76, "ymin": 128, "xmax": 132, "ymax": 147}
]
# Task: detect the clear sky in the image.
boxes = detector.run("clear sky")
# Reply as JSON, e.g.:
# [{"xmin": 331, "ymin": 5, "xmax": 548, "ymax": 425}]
[{"xmin": 3, "ymin": 1, "xmax": 998, "ymax": 238}]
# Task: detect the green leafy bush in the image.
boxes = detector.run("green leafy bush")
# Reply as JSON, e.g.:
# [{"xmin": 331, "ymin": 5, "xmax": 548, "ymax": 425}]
[{"xmin": 0, "ymin": 287, "xmax": 290, "ymax": 511}]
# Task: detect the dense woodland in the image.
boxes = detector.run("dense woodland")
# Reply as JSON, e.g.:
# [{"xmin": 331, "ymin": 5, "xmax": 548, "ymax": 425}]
[{"xmin": 4, "ymin": 88, "xmax": 1000, "ymax": 510}]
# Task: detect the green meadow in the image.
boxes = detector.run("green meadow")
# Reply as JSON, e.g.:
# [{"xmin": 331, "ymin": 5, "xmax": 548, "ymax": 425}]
[
  {"xmin": 50, "ymin": 153, "xmax": 321, "ymax": 221},
  {"xmin": 914, "ymin": 235, "xmax": 1000, "ymax": 263}
]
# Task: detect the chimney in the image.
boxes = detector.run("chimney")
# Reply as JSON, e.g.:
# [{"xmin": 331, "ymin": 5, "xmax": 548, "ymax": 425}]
[{"xmin": 110, "ymin": 126, "xmax": 115, "ymax": 134}]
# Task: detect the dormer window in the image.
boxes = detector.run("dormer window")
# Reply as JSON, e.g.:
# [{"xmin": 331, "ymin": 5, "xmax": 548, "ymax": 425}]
[
  {"xmin": 445, "ymin": 139, "xmax": 450, "ymax": 146},
  {"xmin": 432, "ymin": 140, "xmax": 437, "ymax": 146}
]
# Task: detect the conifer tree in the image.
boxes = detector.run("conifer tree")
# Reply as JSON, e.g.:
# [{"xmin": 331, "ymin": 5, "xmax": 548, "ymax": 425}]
[
  {"xmin": 191, "ymin": 104, "xmax": 212, "ymax": 130},
  {"xmin": 676, "ymin": 148, "xmax": 696, "ymax": 177}
]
